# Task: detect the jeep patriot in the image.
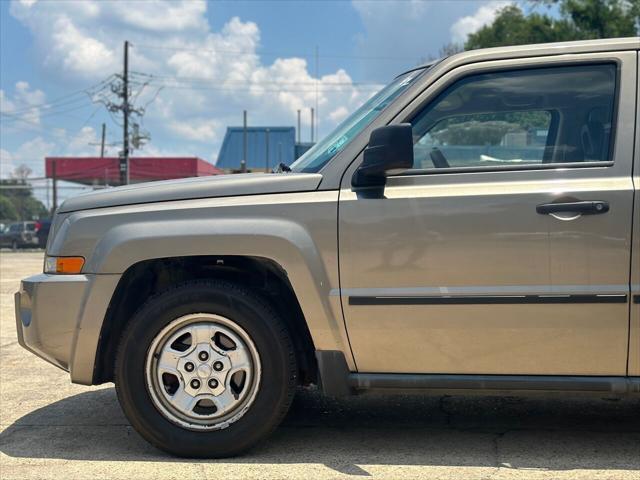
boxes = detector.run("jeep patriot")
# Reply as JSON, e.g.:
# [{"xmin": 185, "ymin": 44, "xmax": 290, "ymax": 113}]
[{"xmin": 15, "ymin": 38, "xmax": 640, "ymax": 457}]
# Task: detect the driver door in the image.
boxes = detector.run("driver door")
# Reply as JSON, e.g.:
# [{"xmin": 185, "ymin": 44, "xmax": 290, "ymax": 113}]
[{"xmin": 338, "ymin": 54, "xmax": 636, "ymax": 376}]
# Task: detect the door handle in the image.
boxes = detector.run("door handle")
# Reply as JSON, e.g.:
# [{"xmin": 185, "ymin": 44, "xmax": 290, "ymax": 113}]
[{"xmin": 536, "ymin": 200, "xmax": 609, "ymax": 215}]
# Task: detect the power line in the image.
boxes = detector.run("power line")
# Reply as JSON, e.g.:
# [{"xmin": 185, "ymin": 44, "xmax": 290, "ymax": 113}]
[
  {"xmin": 0, "ymin": 114, "xmax": 67, "ymax": 138},
  {"xmin": 126, "ymin": 75, "xmax": 382, "ymax": 93},
  {"xmin": 133, "ymin": 43, "xmax": 421, "ymax": 61},
  {"xmin": 1, "ymin": 102, "xmax": 96, "ymax": 125},
  {"xmin": 0, "ymin": 76, "xmax": 115, "ymax": 115},
  {"xmin": 134, "ymin": 84, "xmax": 380, "ymax": 94},
  {"xmin": 129, "ymin": 71, "xmax": 382, "ymax": 87},
  {"xmin": 1, "ymin": 95, "xmax": 94, "ymax": 119}
]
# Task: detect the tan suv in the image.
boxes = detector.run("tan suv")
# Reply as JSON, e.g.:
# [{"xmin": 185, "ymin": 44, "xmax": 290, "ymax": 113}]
[{"xmin": 15, "ymin": 38, "xmax": 640, "ymax": 457}]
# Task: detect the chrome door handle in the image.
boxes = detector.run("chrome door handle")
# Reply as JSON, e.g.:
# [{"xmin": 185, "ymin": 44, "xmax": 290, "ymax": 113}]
[{"xmin": 536, "ymin": 201, "xmax": 609, "ymax": 215}]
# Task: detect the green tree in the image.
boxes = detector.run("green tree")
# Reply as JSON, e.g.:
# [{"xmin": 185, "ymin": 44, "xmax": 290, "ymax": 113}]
[
  {"xmin": 465, "ymin": 5, "xmax": 576, "ymax": 49},
  {"xmin": 0, "ymin": 195, "xmax": 19, "ymax": 221},
  {"xmin": 560, "ymin": 0, "xmax": 638, "ymax": 37},
  {"xmin": 465, "ymin": 0, "xmax": 639, "ymax": 50},
  {"xmin": 0, "ymin": 180, "xmax": 49, "ymax": 220}
]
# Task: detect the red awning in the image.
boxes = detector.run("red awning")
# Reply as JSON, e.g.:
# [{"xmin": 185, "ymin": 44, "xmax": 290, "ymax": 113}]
[{"xmin": 45, "ymin": 157, "xmax": 223, "ymax": 186}]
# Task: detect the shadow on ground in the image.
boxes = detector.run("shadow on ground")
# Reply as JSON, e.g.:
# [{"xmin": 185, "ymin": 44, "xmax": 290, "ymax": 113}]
[{"xmin": 1, "ymin": 387, "xmax": 639, "ymax": 475}]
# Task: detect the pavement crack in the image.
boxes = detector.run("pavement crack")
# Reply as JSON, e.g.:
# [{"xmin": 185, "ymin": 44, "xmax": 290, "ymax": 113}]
[{"xmin": 483, "ymin": 431, "xmax": 510, "ymax": 480}]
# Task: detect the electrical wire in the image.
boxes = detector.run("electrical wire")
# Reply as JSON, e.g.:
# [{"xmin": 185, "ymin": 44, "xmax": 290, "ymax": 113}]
[
  {"xmin": 133, "ymin": 83, "xmax": 381, "ymax": 94},
  {"xmin": 0, "ymin": 76, "xmax": 115, "ymax": 115},
  {"xmin": 1, "ymin": 102, "xmax": 96, "ymax": 125},
  {"xmin": 130, "ymin": 71, "xmax": 381, "ymax": 87},
  {"xmin": 133, "ymin": 43, "xmax": 420, "ymax": 61}
]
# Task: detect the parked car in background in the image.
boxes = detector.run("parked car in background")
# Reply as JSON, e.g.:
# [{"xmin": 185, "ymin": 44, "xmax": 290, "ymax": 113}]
[
  {"xmin": 0, "ymin": 221, "xmax": 39, "ymax": 250},
  {"xmin": 14, "ymin": 37, "xmax": 640, "ymax": 458},
  {"xmin": 0, "ymin": 220, "xmax": 51, "ymax": 250}
]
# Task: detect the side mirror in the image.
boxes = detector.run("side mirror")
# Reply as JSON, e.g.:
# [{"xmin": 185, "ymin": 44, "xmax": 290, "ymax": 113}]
[{"xmin": 352, "ymin": 123, "xmax": 414, "ymax": 188}]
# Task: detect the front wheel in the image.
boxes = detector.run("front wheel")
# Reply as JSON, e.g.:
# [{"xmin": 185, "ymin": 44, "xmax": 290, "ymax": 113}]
[{"xmin": 114, "ymin": 281, "xmax": 297, "ymax": 457}]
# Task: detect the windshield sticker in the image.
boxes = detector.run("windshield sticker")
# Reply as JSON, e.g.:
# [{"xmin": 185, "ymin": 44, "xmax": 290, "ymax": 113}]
[{"xmin": 326, "ymin": 135, "xmax": 348, "ymax": 155}]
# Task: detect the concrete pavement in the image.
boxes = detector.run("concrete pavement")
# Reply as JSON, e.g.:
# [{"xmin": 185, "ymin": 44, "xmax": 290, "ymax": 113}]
[{"xmin": 1, "ymin": 252, "xmax": 639, "ymax": 479}]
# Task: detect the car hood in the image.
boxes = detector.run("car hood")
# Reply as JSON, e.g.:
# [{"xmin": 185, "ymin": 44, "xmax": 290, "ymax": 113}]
[{"xmin": 57, "ymin": 172, "xmax": 323, "ymax": 213}]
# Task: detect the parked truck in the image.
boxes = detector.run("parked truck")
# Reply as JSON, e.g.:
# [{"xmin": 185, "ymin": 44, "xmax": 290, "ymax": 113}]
[{"xmin": 15, "ymin": 38, "xmax": 640, "ymax": 457}]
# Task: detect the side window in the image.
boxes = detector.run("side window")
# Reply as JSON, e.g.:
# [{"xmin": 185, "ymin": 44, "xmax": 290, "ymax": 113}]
[
  {"xmin": 410, "ymin": 64, "xmax": 617, "ymax": 171},
  {"xmin": 9, "ymin": 224, "xmax": 22, "ymax": 233}
]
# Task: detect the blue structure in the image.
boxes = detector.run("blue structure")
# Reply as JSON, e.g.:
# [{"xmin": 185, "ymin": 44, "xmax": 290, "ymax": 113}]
[
  {"xmin": 216, "ymin": 127, "xmax": 297, "ymax": 171},
  {"xmin": 295, "ymin": 142, "xmax": 314, "ymax": 159}
]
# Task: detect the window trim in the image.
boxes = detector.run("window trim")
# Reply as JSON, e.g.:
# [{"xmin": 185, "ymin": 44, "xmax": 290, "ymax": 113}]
[
  {"xmin": 391, "ymin": 60, "xmax": 621, "ymax": 178},
  {"xmin": 396, "ymin": 160, "xmax": 614, "ymax": 177}
]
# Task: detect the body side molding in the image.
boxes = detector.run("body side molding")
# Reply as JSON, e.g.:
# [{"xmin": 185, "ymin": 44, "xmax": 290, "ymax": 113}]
[{"xmin": 349, "ymin": 294, "xmax": 628, "ymax": 305}]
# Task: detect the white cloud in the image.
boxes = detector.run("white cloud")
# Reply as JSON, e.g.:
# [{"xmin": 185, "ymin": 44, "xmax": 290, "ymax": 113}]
[
  {"xmin": 0, "ymin": 149, "xmax": 16, "ymax": 178},
  {"xmin": 15, "ymin": 81, "xmax": 46, "ymax": 106},
  {"xmin": 329, "ymin": 106, "xmax": 349, "ymax": 123},
  {"xmin": 0, "ymin": 126, "xmax": 101, "ymax": 180},
  {"xmin": 106, "ymin": 0, "xmax": 208, "ymax": 33},
  {"xmin": 1, "ymin": 81, "xmax": 46, "ymax": 126},
  {"xmin": 51, "ymin": 15, "xmax": 116, "ymax": 74},
  {"xmin": 450, "ymin": 1, "xmax": 512, "ymax": 44},
  {"xmin": 0, "ymin": 137, "xmax": 55, "ymax": 179},
  {"xmin": 351, "ymin": 0, "xmax": 487, "ymax": 80},
  {"xmin": 66, "ymin": 126, "xmax": 99, "ymax": 155},
  {"xmin": 10, "ymin": 1, "xmax": 116, "ymax": 78},
  {"xmin": 9, "ymin": 0, "xmax": 378, "ymax": 156},
  {"xmin": 168, "ymin": 119, "xmax": 219, "ymax": 142}
]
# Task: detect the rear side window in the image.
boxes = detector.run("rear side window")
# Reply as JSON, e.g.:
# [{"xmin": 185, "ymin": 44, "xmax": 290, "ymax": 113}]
[{"xmin": 409, "ymin": 63, "xmax": 617, "ymax": 171}]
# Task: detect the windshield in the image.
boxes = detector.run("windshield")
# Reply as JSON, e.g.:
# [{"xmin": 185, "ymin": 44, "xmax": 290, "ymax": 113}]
[{"xmin": 289, "ymin": 70, "xmax": 423, "ymax": 173}]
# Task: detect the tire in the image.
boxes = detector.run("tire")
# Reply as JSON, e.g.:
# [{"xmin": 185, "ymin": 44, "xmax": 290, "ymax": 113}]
[{"xmin": 114, "ymin": 280, "xmax": 297, "ymax": 458}]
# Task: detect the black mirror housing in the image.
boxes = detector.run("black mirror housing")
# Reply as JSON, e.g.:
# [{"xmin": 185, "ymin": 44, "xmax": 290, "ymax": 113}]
[{"xmin": 352, "ymin": 124, "xmax": 414, "ymax": 187}]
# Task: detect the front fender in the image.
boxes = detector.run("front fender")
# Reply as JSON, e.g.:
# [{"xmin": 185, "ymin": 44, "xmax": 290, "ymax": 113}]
[{"xmin": 60, "ymin": 191, "xmax": 355, "ymax": 381}]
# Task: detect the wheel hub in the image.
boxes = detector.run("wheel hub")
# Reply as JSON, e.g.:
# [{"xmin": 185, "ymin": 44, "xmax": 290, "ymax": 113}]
[
  {"xmin": 145, "ymin": 314, "xmax": 261, "ymax": 431},
  {"xmin": 176, "ymin": 343, "xmax": 232, "ymax": 397}
]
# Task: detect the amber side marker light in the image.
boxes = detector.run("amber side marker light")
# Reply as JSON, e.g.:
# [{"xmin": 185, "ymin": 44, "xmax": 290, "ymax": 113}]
[{"xmin": 44, "ymin": 256, "xmax": 85, "ymax": 274}]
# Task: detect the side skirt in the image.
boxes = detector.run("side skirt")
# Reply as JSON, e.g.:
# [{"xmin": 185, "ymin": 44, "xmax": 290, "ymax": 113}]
[{"xmin": 315, "ymin": 350, "xmax": 640, "ymax": 397}]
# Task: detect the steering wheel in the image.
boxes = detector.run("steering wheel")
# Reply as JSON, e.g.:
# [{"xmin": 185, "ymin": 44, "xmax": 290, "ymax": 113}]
[{"xmin": 430, "ymin": 147, "xmax": 450, "ymax": 168}]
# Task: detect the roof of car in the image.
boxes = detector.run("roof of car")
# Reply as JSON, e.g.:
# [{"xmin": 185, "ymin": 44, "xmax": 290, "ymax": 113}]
[{"xmin": 404, "ymin": 37, "xmax": 640, "ymax": 76}]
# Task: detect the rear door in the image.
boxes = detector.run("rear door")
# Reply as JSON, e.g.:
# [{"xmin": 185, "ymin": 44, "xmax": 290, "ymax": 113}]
[{"xmin": 339, "ymin": 52, "xmax": 637, "ymax": 376}]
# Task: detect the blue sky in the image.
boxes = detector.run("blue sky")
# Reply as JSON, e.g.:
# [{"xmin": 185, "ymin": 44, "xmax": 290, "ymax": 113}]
[{"xmin": 1, "ymin": 0, "xmax": 523, "ymax": 202}]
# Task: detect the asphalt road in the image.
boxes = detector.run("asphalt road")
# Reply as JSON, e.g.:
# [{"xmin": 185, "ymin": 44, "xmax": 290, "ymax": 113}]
[{"xmin": 1, "ymin": 251, "xmax": 639, "ymax": 479}]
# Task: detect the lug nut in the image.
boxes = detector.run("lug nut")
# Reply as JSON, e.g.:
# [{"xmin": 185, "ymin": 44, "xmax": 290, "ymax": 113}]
[
  {"xmin": 198, "ymin": 351, "xmax": 209, "ymax": 361},
  {"xmin": 185, "ymin": 362, "xmax": 195, "ymax": 372},
  {"xmin": 190, "ymin": 379, "xmax": 201, "ymax": 389},
  {"xmin": 213, "ymin": 361, "xmax": 224, "ymax": 371},
  {"xmin": 208, "ymin": 378, "xmax": 219, "ymax": 389}
]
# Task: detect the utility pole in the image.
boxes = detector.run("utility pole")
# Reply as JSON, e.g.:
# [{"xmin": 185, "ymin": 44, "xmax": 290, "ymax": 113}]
[
  {"xmin": 241, "ymin": 110, "xmax": 248, "ymax": 173},
  {"xmin": 100, "ymin": 123, "xmax": 106, "ymax": 157},
  {"xmin": 120, "ymin": 40, "xmax": 130, "ymax": 185},
  {"xmin": 314, "ymin": 45, "xmax": 319, "ymax": 142},
  {"xmin": 104, "ymin": 40, "xmax": 150, "ymax": 183},
  {"xmin": 52, "ymin": 159, "xmax": 58, "ymax": 213},
  {"xmin": 297, "ymin": 109, "xmax": 301, "ymax": 144},
  {"xmin": 310, "ymin": 107, "xmax": 314, "ymax": 143},
  {"xmin": 265, "ymin": 128, "xmax": 270, "ymax": 172}
]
